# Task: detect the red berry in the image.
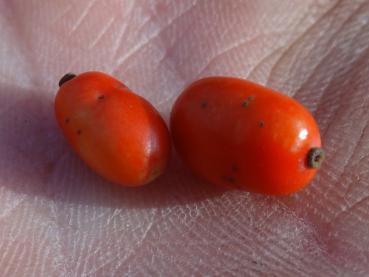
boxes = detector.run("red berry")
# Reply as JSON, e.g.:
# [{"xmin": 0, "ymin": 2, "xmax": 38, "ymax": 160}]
[
  {"xmin": 170, "ymin": 77, "xmax": 324, "ymax": 195},
  {"xmin": 55, "ymin": 72, "xmax": 170, "ymax": 187}
]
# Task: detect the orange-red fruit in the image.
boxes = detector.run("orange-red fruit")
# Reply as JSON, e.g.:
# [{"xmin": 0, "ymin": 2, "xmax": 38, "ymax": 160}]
[
  {"xmin": 55, "ymin": 71, "xmax": 170, "ymax": 187},
  {"xmin": 170, "ymin": 77, "xmax": 324, "ymax": 195}
]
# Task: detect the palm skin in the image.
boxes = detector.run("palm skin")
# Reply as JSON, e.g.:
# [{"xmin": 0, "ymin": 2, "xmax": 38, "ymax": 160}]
[{"xmin": 1, "ymin": 0, "xmax": 369, "ymax": 276}]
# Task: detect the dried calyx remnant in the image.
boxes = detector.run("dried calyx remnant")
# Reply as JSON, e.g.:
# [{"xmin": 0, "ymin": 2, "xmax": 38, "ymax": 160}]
[
  {"xmin": 307, "ymin": 147, "xmax": 325, "ymax": 168},
  {"xmin": 59, "ymin": 73, "xmax": 76, "ymax": 87}
]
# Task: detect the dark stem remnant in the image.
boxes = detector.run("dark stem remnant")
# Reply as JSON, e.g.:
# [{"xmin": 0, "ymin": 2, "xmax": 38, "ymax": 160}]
[
  {"xmin": 222, "ymin": 176, "xmax": 236, "ymax": 184},
  {"xmin": 242, "ymin": 95, "xmax": 255, "ymax": 108},
  {"xmin": 65, "ymin": 118, "xmax": 70, "ymax": 124},
  {"xmin": 59, "ymin": 73, "xmax": 76, "ymax": 87},
  {"xmin": 307, "ymin": 147, "xmax": 325, "ymax": 168},
  {"xmin": 259, "ymin": 121, "xmax": 265, "ymax": 128},
  {"xmin": 98, "ymin": 95, "xmax": 105, "ymax": 100},
  {"xmin": 201, "ymin": 101, "xmax": 208, "ymax": 109},
  {"xmin": 77, "ymin": 129, "xmax": 82, "ymax": 135}
]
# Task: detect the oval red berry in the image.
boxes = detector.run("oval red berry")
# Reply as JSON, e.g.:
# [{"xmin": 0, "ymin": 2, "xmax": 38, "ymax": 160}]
[
  {"xmin": 55, "ymin": 71, "xmax": 170, "ymax": 187},
  {"xmin": 170, "ymin": 77, "xmax": 324, "ymax": 195}
]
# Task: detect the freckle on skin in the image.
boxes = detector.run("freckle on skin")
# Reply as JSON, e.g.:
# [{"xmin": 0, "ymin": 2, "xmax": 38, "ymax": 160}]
[
  {"xmin": 65, "ymin": 118, "xmax": 70, "ymax": 123},
  {"xmin": 259, "ymin": 121, "xmax": 265, "ymax": 128},
  {"xmin": 201, "ymin": 101, "xmax": 208, "ymax": 109},
  {"xmin": 98, "ymin": 95, "xmax": 105, "ymax": 100},
  {"xmin": 77, "ymin": 129, "xmax": 82, "ymax": 135},
  {"xmin": 232, "ymin": 164, "xmax": 238, "ymax": 172}
]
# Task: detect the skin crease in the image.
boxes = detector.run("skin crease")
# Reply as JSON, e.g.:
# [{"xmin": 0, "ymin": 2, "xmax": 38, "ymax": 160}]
[{"xmin": 1, "ymin": 0, "xmax": 369, "ymax": 276}]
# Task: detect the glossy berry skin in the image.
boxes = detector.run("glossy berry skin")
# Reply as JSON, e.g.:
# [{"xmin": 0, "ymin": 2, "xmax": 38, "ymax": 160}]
[
  {"xmin": 55, "ymin": 71, "xmax": 170, "ymax": 187},
  {"xmin": 170, "ymin": 77, "xmax": 324, "ymax": 195}
]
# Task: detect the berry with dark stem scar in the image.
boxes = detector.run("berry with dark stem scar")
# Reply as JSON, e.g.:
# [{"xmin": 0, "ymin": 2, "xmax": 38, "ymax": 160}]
[
  {"xmin": 170, "ymin": 76, "xmax": 324, "ymax": 195},
  {"xmin": 55, "ymin": 71, "xmax": 171, "ymax": 187}
]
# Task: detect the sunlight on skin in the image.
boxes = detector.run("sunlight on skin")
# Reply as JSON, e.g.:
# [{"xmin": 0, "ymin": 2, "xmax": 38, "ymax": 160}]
[{"xmin": 1, "ymin": 0, "xmax": 369, "ymax": 276}]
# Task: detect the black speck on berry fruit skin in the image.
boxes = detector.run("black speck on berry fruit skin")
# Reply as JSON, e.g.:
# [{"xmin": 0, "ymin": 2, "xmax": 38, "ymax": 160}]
[
  {"xmin": 242, "ymin": 95, "xmax": 255, "ymax": 108},
  {"xmin": 222, "ymin": 175, "xmax": 236, "ymax": 184}
]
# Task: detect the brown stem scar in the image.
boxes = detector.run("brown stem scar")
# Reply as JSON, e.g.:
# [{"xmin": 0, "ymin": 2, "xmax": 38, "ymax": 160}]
[
  {"xmin": 59, "ymin": 73, "xmax": 76, "ymax": 87},
  {"xmin": 307, "ymin": 147, "xmax": 325, "ymax": 168}
]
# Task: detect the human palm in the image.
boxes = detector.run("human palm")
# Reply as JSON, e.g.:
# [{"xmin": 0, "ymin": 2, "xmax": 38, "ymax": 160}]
[{"xmin": 1, "ymin": 0, "xmax": 369, "ymax": 276}]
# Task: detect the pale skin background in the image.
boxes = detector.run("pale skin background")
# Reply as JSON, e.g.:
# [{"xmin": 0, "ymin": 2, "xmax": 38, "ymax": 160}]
[{"xmin": 1, "ymin": 0, "xmax": 369, "ymax": 276}]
